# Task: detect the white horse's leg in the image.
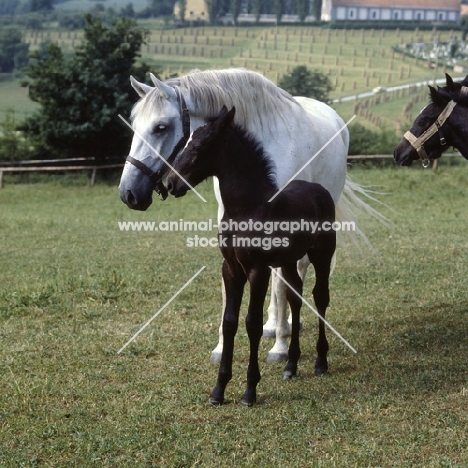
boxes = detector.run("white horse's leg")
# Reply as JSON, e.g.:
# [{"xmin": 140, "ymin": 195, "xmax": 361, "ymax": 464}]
[
  {"xmin": 263, "ymin": 270, "xmax": 278, "ymax": 338},
  {"xmin": 210, "ymin": 279, "xmax": 225, "ymax": 364},
  {"xmin": 266, "ymin": 268, "xmax": 290, "ymax": 362}
]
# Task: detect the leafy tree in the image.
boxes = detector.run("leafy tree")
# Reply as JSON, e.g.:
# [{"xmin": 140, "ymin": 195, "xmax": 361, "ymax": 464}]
[
  {"xmin": 177, "ymin": 0, "xmax": 186, "ymax": 23},
  {"xmin": 252, "ymin": 0, "xmax": 263, "ymax": 22},
  {"xmin": 348, "ymin": 123, "xmax": 399, "ymax": 155},
  {"xmin": 22, "ymin": 14, "xmax": 151, "ymax": 159},
  {"xmin": 0, "ymin": 29, "xmax": 28, "ymax": 73},
  {"xmin": 460, "ymin": 16, "xmax": 468, "ymax": 41},
  {"xmin": 296, "ymin": 0, "xmax": 309, "ymax": 22},
  {"xmin": 0, "ymin": 109, "xmax": 30, "ymax": 161},
  {"xmin": 274, "ymin": 0, "xmax": 284, "ymax": 24},
  {"xmin": 311, "ymin": 0, "xmax": 322, "ymax": 20},
  {"xmin": 205, "ymin": 0, "xmax": 220, "ymax": 24},
  {"xmin": 120, "ymin": 3, "xmax": 135, "ymax": 18},
  {"xmin": 0, "ymin": 0, "xmax": 20, "ymax": 15},
  {"xmin": 29, "ymin": 0, "xmax": 53, "ymax": 11},
  {"xmin": 278, "ymin": 66, "xmax": 334, "ymax": 103},
  {"xmin": 147, "ymin": 0, "xmax": 177, "ymax": 17},
  {"xmin": 231, "ymin": 0, "xmax": 241, "ymax": 25}
]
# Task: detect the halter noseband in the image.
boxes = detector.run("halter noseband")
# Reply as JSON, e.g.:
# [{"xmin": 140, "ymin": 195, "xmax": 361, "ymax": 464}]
[{"xmin": 125, "ymin": 87, "xmax": 190, "ymax": 200}]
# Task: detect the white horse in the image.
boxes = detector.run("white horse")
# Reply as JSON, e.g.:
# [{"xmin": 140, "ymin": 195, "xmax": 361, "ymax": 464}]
[{"xmin": 118, "ymin": 68, "xmax": 380, "ymax": 364}]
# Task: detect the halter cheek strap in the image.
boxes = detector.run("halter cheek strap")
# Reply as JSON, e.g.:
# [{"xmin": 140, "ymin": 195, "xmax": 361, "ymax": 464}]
[
  {"xmin": 403, "ymin": 98, "xmax": 458, "ymax": 168},
  {"xmin": 125, "ymin": 87, "xmax": 191, "ymax": 200}
]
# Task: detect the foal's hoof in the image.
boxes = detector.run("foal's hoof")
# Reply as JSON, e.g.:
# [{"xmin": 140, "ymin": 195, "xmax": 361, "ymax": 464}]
[
  {"xmin": 240, "ymin": 397, "xmax": 256, "ymax": 407},
  {"xmin": 314, "ymin": 367, "xmax": 328, "ymax": 376},
  {"xmin": 282, "ymin": 370, "xmax": 296, "ymax": 380},
  {"xmin": 209, "ymin": 396, "xmax": 228, "ymax": 406}
]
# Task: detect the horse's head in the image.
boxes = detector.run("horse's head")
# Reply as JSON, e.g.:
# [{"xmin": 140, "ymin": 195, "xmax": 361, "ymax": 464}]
[
  {"xmin": 394, "ymin": 73, "xmax": 468, "ymax": 166},
  {"xmin": 167, "ymin": 106, "xmax": 236, "ymax": 198},
  {"xmin": 118, "ymin": 74, "xmax": 191, "ymax": 211}
]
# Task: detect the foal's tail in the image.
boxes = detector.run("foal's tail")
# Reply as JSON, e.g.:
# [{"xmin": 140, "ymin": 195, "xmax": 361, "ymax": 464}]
[{"xmin": 335, "ymin": 173, "xmax": 393, "ymax": 253}]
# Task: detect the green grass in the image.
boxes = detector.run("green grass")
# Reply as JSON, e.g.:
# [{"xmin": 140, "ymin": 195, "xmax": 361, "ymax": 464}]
[
  {"xmin": 0, "ymin": 163, "xmax": 467, "ymax": 466},
  {"xmin": 0, "ymin": 79, "xmax": 39, "ymax": 120}
]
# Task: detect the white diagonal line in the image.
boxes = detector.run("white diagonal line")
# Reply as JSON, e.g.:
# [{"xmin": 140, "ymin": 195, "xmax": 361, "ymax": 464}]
[
  {"xmin": 117, "ymin": 266, "xmax": 206, "ymax": 354},
  {"xmin": 268, "ymin": 115, "xmax": 357, "ymax": 203},
  {"xmin": 118, "ymin": 114, "xmax": 207, "ymax": 203},
  {"xmin": 270, "ymin": 266, "xmax": 357, "ymax": 354}
]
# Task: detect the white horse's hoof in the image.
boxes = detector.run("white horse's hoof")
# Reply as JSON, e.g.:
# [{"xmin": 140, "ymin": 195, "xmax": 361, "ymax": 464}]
[
  {"xmin": 262, "ymin": 326, "xmax": 276, "ymax": 338},
  {"xmin": 267, "ymin": 352, "xmax": 288, "ymax": 363},
  {"xmin": 210, "ymin": 351, "xmax": 222, "ymax": 364}
]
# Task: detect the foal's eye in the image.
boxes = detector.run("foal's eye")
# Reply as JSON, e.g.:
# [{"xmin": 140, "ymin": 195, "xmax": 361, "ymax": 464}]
[
  {"xmin": 194, "ymin": 145, "xmax": 202, "ymax": 152},
  {"xmin": 153, "ymin": 124, "xmax": 167, "ymax": 134}
]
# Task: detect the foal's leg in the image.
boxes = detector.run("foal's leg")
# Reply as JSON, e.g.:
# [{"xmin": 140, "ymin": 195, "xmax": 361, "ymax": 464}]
[
  {"xmin": 287, "ymin": 254, "xmax": 309, "ymax": 329},
  {"xmin": 280, "ymin": 264, "xmax": 303, "ymax": 380},
  {"xmin": 211, "ymin": 182, "xmax": 226, "ymax": 364},
  {"xmin": 241, "ymin": 267, "xmax": 271, "ymax": 406},
  {"xmin": 210, "ymin": 259, "xmax": 246, "ymax": 405},
  {"xmin": 308, "ymin": 236, "xmax": 336, "ymax": 376}
]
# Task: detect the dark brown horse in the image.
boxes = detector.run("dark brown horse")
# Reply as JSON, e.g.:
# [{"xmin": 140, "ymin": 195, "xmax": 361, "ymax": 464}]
[
  {"xmin": 394, "ymin": 74, "xmax": 468, "ymax": 167},
  {"xmin": 167, "ymin": 107, "xmax": 336, "ymax": 406}
]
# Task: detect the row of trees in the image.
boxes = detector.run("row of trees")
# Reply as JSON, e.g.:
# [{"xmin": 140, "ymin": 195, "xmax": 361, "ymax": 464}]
[
  {"xmin": 0, "ymin": 0, "xmax": 176, "ymax": 18},
  {"xmin": 192, "ymin": 0, "xmax": 323, "ymax": 25},
  {"xmin": 0, "ymin": 0, "xmax": 52, "ymax": 15},
  {"xmin": 0, "ymin": 29, "xmax": 28, "ymax": 72}
]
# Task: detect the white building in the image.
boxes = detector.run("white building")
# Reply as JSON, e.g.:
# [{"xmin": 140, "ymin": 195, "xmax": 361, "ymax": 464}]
[{"xmin": 321, "ymin": 0, "xmax": 461, "ymax": 23}]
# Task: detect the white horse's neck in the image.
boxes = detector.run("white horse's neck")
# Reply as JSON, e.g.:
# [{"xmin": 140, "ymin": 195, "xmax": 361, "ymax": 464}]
[{"xmin": 169, "ymin": 69, "xmax": 301, "ymax": 138}]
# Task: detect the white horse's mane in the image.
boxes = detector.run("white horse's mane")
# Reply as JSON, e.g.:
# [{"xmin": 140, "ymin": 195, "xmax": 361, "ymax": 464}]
[{"xmin": 132, "ymin": 68, "xmax": 301, "ymax": 131}]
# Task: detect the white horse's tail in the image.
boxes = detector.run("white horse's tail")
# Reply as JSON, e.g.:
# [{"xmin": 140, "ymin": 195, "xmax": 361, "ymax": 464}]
[{"xmin": 335, "ymin": 173, "xmax": 393, "ymax": 252}]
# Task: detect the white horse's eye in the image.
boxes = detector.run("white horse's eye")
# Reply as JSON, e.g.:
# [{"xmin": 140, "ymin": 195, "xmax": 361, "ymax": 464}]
[{"xmin": 154, "ymin": 124, "xmax": 167, "ymax": 133}]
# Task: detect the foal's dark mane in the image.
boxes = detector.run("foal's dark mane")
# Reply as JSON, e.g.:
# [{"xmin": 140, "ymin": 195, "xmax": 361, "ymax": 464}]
[
  {"xmin": 431, "ymin": 75, "xmax": 468, "ymax": 106},
  {"xmin": 207, "ymin": 117, "xmax": 277, "ymax": 192}
]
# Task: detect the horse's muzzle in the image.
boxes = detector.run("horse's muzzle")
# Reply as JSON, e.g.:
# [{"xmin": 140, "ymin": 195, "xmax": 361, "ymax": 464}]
[
  {"xmin": 166, "ymin": 176, "xmax": 189, "ymax": 198},
  {"xmin": 119, "ymin": 187, "xmax": 153, "ymax": 211}
]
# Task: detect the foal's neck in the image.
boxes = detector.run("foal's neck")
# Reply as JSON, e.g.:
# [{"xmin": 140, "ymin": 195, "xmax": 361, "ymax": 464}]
[{"xmin": 215, "ymin": 127, "xmax": 277, "ymax": 219}]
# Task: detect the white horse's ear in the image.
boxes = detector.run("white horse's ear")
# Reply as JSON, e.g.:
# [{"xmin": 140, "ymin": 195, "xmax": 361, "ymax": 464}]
[
  {"xmin": 149, "ymin": 73, "xmax": 174, "ymax": 99},
  {"xmin": 130, "ymin": 76, "xmax": 153, "ymax": 98}
]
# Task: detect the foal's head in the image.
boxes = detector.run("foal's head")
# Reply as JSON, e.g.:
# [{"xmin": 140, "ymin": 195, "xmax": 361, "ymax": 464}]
[{"xmin": 167, "ymin": 106, "xmax": 235, "ymax": 198}]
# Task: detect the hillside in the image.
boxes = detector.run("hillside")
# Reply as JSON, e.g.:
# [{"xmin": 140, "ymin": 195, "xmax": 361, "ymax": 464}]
[{"xmin": 2, "ymin": 24, "xmax": 464, "ymax": 134}]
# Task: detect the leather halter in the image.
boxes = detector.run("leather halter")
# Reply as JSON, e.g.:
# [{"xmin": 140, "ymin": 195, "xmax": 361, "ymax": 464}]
[
  {"xmin": 403, "ymin": 99, "xmax": 457, "ymax": 168},
  {"xmin": 125, "ymin": 87, "xmax": 190, "ymax": 200}
]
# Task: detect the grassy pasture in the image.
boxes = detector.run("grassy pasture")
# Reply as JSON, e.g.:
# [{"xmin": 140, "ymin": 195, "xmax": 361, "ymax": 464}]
[{"xmin": 0, "ymin": 162, "xmax": 467, "ymax": 466}]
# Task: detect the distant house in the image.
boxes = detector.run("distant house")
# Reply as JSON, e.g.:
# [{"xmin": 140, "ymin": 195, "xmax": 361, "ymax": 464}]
[
  {"xmin": 174, "ymin": 0, "xmax": 208, "ymax": 22},
  {"xmin": 321, "ymin": 0, "xmax": 461, "ymax": 23}
]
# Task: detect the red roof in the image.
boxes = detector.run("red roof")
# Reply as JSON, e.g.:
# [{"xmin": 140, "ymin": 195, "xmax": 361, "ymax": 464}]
[{"xmin": 331, "ymin": 0, "xmax": 460, "ymax": 7}]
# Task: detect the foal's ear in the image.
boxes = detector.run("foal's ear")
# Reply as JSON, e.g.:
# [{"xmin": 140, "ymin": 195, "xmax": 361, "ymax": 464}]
[{"xmin": 216, "ymin": 106, "xmax": 236, "ymax": 129}]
